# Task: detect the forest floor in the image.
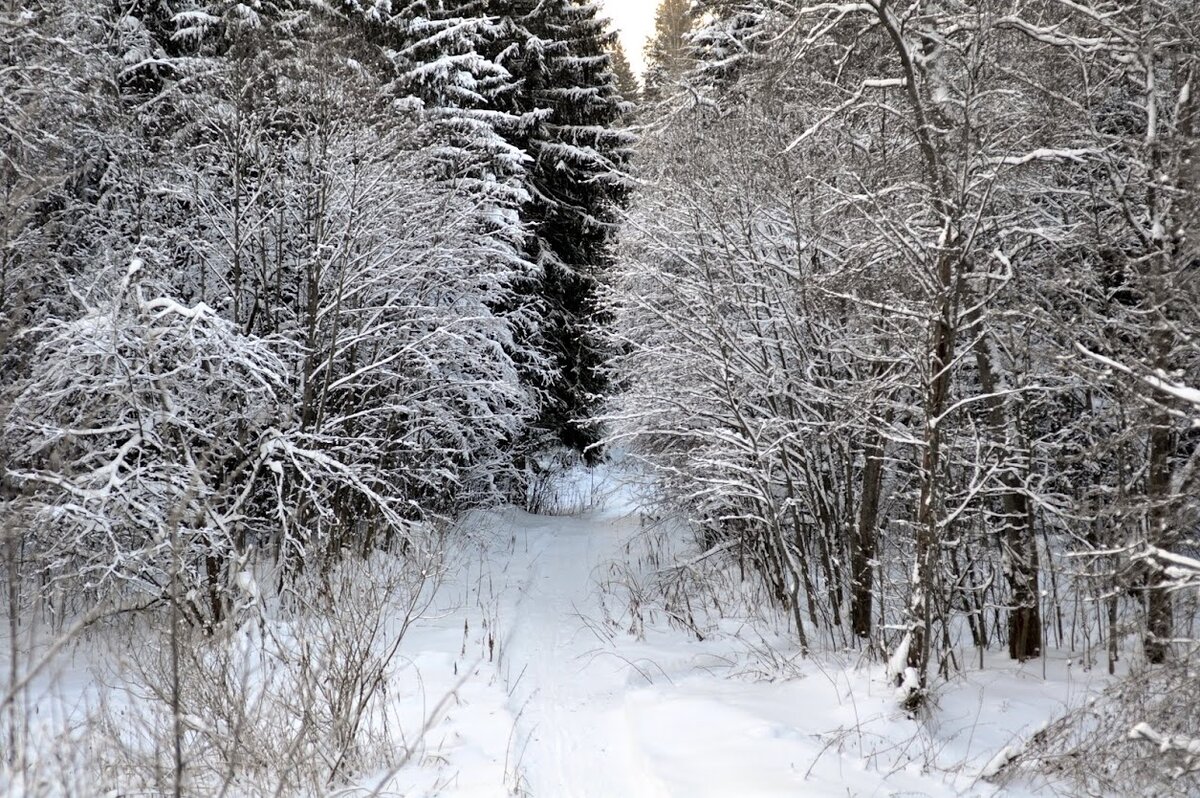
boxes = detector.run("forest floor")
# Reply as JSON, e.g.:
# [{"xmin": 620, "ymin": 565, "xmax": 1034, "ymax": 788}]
[
  {"xmin": 378, "ymin": 470, "xmax": 1118, "ymax": 797},
  {"xmin": 3, "ymin": 468, "xmax": 1122, "ymax": 796}
]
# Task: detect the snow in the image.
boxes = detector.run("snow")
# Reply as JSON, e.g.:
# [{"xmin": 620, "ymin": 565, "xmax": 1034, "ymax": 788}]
[
  {"xmin": 1078, "ymin": 344, "xmax": 1200, "ymax": 416},
  {"xmin": 3, "ymin": 467, "xmax": 1120, "ymax": 796},
  {"xmin": 362, "ymin": 469, "xmax": 1118, "ymax": 796},
  {"xmin": 988, "ymin": 148, "xmax": 1100, "ymax": 166}
]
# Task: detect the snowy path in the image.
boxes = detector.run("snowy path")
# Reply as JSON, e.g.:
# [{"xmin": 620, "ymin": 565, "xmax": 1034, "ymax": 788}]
[
  {"xmin": 393, "ymin": 492, "xmax": 1117, "ymax": 797},
  {"xmin": 494, "ymin": 509, "xmax": 648, "ymax": 798},
  {"xmin": 0, "ymin": 476, "xmax": 1121, "ymax": 798}
]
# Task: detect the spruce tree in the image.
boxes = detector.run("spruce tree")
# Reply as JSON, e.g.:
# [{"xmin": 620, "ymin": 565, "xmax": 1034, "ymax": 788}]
[
  {"xmin": 688, "ymin": 0, "xmax": 766, "ymax": 89},
  {"xmin": 486, "ymin": 0, "xmax": 634, "ymax": 458},
  {"xmin": 384, "ymin": 1, "xmax": 530, "ymax": 212},
  {"xmin": 609, "ymin": 40, "xmax": 641, "ymax": 107},
  {"xmin": 643, "ymin": 0, "xmax": 694, "ymax": 99}
]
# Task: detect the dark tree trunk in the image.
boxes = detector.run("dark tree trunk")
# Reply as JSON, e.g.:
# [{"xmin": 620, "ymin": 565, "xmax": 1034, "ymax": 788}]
[
  {"xmin": 968, "ymin": 309, "xmax": 1042, "ymax": 661},
  {"xmin": 205, "ymin": 550, "xmax": 225, "ymax": 630},
  {"xmin": 1144, "ymin": 418, "xmax": 1173, "ymax": 664},
  {"xmin": 852, "ymin": 427, "xmax": 886, "ymax": 639}
]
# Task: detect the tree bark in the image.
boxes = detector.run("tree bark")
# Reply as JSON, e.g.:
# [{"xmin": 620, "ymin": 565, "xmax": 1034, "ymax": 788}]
[
  {"xmin": 1144, "ymin": 415, "xmax": 1173, "ymax": 664},
  {"xmin": 852, "ymin": 427, "xmax": 886, "ymax": 639},
  {"xmin": 967, "ymin": 316, "xmax": 1042, "ymax": 661}
]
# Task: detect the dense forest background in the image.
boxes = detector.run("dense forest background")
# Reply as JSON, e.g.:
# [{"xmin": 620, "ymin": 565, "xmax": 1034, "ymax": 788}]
[
  {"xmin": 2, "ymin": 0, "xmax": 632, "ymax": 618},
  {"xmin": 621, "ymin": 0, "xmax": 1199, "ymax": 681},
  {"xmin": 2, "ymin": 0, "xmax": 1200, "ymax": 795},
  {"xmin": 614, "ymin": 0, "xmax": 1200, "ymax": 788}
]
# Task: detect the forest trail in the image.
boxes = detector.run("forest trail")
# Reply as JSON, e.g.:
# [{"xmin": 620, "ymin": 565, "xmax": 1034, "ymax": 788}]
[
  {"xmin": 492, "ymin": 506, "xmax": 652, "ymax": 798},
  {"xmin": 0, "ymin": 473, "xmax": 1119, "ymax": 798},
  {"xmin": 399, "ymin": 476, "xmax": 1116, "ymax": 797}
]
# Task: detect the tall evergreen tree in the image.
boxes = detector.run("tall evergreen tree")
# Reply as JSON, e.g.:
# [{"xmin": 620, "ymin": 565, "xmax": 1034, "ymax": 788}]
[
  {"xmin": 643, "ymin": 0, "xmax": 694, "ymax": 98},
  {"xmin": 383, "ymin": 1, "xmax": 530, "ymax": 210},
  {"xmin": 609, "ymin": 40, "xmax": 641, "ymax": 108},
  {"xmin": 486, "ymin": 0, "xmax": 635, "ymax": 458},
  {"xmin": 688, "ymin": 0, "xmax": 766, "ymax": 89}
]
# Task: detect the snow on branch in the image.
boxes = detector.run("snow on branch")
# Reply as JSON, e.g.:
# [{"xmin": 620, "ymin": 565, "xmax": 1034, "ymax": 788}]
[
  {"xmin": 781, "ymin": 78, "xmax": 906, "ymax": 155},
  {"xmin": 1076, "ymin": 344, "xmax": 1200, "ymax": 418},
  {"xmin": 1129, "ymin": 723, "xmax": 1200, "ymax": 777},
  {"xmin": 987, "ymin": 147, "xmax": 1101, "ymax": 166},
  {"xmin": 1134, "ymin": 546, "xmax": 1200, "ymax": 590}
]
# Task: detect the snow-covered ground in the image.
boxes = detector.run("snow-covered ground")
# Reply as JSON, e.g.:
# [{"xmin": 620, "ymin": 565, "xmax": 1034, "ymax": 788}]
[
  {"xmin": 4, "ymin": 468, "xmax": 1120, "ymax": 796},
  {"xmin": 371, "ymin": 471, "xmax": 1118, "ymax": 797}
]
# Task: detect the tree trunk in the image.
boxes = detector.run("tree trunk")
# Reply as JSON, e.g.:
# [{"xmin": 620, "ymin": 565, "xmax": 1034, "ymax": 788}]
[
  {"xmin": 873, "ymin": 0, "xmax": 961, "ymax": 709},
  {"xmin": 967, "ymin": 317, "xmax": 1042, "ymax": 661},
  {"xmin": 1144, "ymin": 416, "xmax": 1173, "ymax": 664},
  {"xmin": 852, "ymin": 427, "xmax": 886, "ymax": 639},
  {"xmin": 902, "ymin": 275, "xmax": 956, "ymax": 709}
]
